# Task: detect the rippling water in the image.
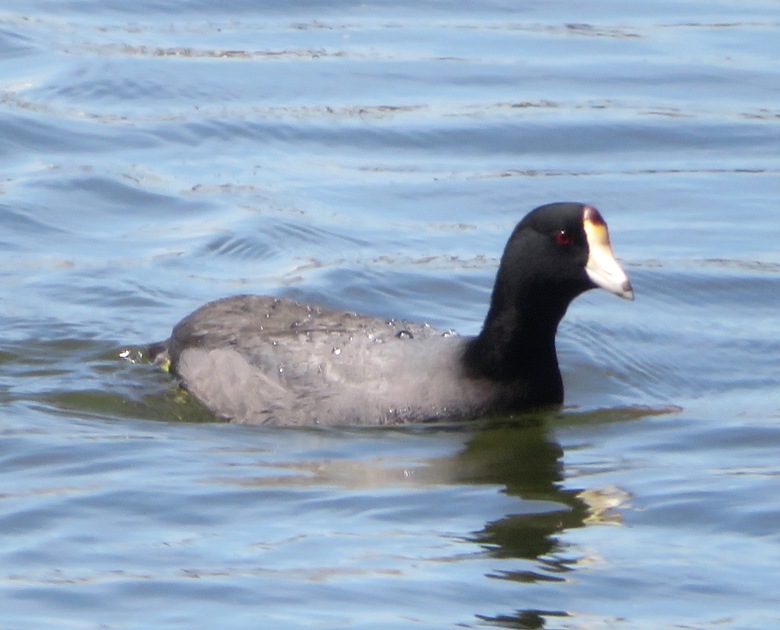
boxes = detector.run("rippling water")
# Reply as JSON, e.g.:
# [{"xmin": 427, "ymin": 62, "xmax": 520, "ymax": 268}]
[{"xmin": 2, "ymin": 2, "xmax": 779, "ymax": 628}]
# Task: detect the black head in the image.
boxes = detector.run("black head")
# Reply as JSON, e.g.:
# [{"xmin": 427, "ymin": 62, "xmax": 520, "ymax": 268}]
[{"xmin": 498, "ymin": 202, "xmax": 633, "ymax": 310}]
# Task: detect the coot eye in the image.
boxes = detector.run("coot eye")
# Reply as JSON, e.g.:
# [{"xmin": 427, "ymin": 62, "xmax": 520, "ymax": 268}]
[{"xmin": 555, "ymin": 230, "xmax": 572, "ymax": 246}]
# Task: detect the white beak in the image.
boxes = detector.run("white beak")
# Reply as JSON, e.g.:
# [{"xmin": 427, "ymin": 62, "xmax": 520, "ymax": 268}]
[{"xmin": 583, "ymin": 206, "xmax": 634, "ymax": 301}]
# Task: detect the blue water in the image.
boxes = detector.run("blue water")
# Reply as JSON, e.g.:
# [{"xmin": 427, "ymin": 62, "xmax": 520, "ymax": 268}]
[{"xmin": 2, "ymin": 2, "xmax": 780, "ymax": 628}]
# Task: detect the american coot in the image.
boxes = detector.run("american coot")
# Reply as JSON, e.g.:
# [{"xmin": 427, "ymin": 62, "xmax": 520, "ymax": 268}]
[{"xmin": 150, "ymin": 202, "xmax": 633, "ymax": 426}]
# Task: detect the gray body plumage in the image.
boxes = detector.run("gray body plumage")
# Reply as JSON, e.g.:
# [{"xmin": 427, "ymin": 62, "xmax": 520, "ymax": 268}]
[{"xmin": 165, "ymin": 295, "xmax": 509, "ymax": 425}]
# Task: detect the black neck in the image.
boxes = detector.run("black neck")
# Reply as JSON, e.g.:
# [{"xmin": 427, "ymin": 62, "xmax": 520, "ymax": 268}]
[{"xmin": 462, "ymin": 285, "xmax": 571, "ymax": 404}]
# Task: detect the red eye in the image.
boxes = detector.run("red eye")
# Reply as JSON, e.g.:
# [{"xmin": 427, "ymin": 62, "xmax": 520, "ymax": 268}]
[{"xmin": 555, "ymin": 230, "xmax": 572, "ymax": 246}]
